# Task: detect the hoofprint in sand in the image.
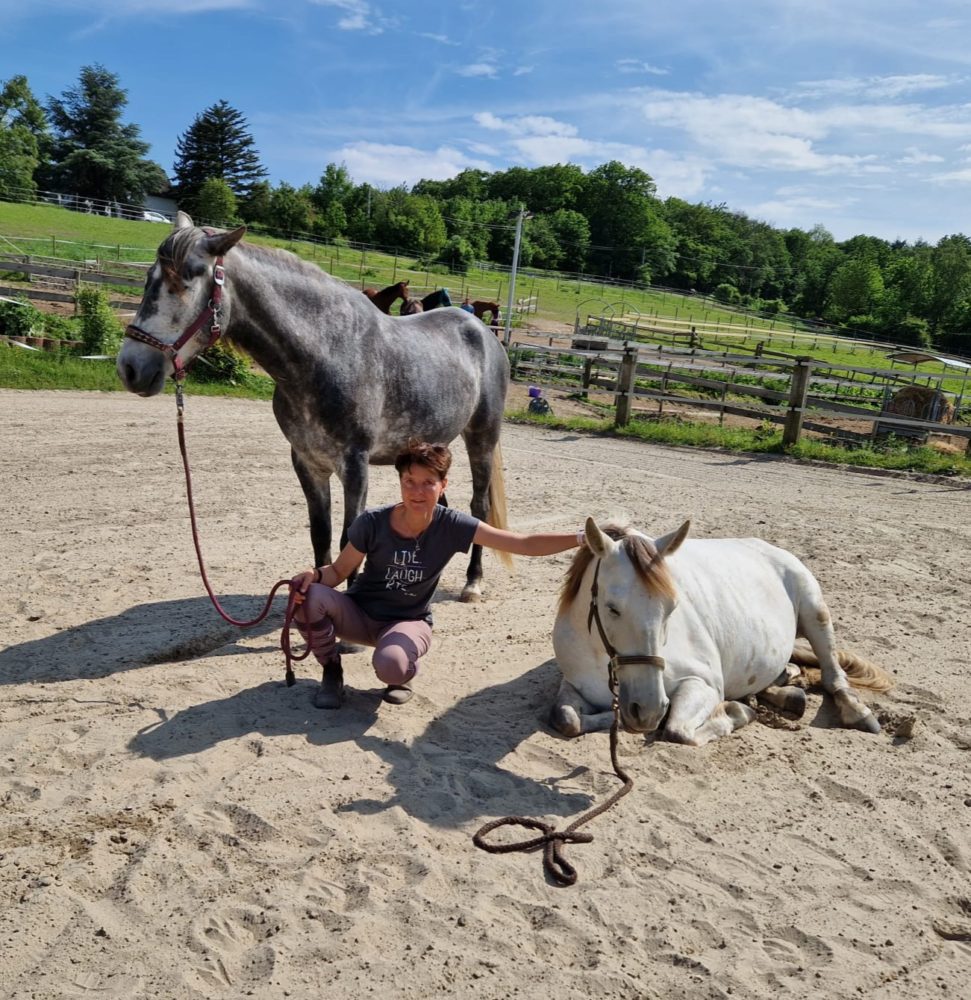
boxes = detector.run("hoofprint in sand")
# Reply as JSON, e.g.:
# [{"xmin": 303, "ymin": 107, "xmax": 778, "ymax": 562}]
[{"xmin": 2, "ymin": 389, "xmax": 968, "ymax": 999}]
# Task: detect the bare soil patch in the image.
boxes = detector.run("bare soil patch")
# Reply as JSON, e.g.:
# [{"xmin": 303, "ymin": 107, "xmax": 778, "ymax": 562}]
[{"xmin": 2, "ymin": 390, "xmax": 969, "ymax": 997}]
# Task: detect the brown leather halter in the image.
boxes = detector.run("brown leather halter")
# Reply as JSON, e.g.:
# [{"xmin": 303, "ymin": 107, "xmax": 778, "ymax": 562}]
[
  {"xmin": 124, "ymin": 258, "xmax": 226, "ymax": 381},
  {"xmin": 587, "ymin": 559, "xmax": 666, "ymax": 685}
]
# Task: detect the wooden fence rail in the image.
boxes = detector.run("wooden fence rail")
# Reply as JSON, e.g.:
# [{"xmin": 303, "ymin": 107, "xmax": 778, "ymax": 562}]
[
  {"xmin": 509, "ymin": 341, "xmax": 971, "ymax": 452},
  {"xmin": 0, "ymin": 256, "xmax": 145, "ymax": 290}
]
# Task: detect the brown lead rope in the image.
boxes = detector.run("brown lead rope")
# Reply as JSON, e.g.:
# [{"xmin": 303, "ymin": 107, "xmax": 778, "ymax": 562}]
[
  {"xmin": 473, "ymin": 561, "xmax": 661, "ymax": 886},
  {"xmin": 174, "ymin": 383, "xmax": 314, "ymax": 686},
  {"xmin": 472, "ymin": 707, "xmax": 633, "ymax": 886}
]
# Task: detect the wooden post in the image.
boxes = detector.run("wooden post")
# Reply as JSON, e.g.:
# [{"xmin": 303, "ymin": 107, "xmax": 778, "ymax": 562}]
[
  {"xmin": 614, "ymin": 345, "xmax": 637, "ymax": 427},
  {"xmin": 782, "ymin": 357, "xmax": 813, "ymax": 447},
  {"xmin": 581, "ymin": 356, "xmax": 593, "ymax": 399}
]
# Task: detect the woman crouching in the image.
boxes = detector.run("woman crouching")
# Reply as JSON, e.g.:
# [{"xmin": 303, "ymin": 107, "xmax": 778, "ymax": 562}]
[{"xmin": 291, "ymin": 439, "xmax": 584, "ymax": 709}]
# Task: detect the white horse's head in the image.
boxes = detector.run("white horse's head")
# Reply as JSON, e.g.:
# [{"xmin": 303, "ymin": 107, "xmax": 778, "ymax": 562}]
[
  {"xmin": 117, "ymin": 211, "xmax": 247, "ymax": 396},
  {"xmin": 585, "ymin": 516, "xmax": 689, "ymax": 734}
]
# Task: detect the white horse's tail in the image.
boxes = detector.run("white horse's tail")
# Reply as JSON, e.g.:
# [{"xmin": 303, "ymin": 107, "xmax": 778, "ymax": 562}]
[
  {"xmin": 488, "ymin": 442, "xmax": 514, "ymax": 571},
  {"xmin": 790, "ymin": 639, "xmax": 894, "ymax": 692}
]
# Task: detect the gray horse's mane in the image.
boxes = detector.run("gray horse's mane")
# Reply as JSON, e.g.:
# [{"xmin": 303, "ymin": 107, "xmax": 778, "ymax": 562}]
[
  {"xmin": 558, "ymin": 523, "xmax": 677, "ymax": 614},
  {"xmin": 158, "ymin": 227, "xmax": 327, "ymax": 288}
]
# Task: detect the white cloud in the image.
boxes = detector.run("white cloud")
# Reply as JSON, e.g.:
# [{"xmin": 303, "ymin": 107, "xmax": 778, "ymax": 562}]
[
  {"xmin": 473, "ymin": 112, "xmax": 577, "ymax": 137},
  {"xmin": 418, "ymin": 32, "xmax": 458, "ymax": 45},
  {"xmin": 899, "ymin": 147, "xmax": 945, "ymax": 164},
  {"xmin": 513, "ymin": 65, "xmax": 534, "ymax": 77},
  {"xmin": 332, "ymin": 141, "xmax": 490, "ymax": 186},
  {"xmin": 747, "ymin": 193, "xmax": 851, "ymax": 228},
  {"xmin": 789, "ymin": 74, "xmax": 953, "ymax": 100},
  {"xmin": 471, "ymin": 110, "xmax": 709, "ymax": 198},
  {"xmin": 310, "ymin": 0, "xmax": 392, "ymax": 33},
  {"xmin": 932, "ymin": 167, "xmax": 971, "ymax": 184},
  {"xmin": 633, "ymin": 89, "xmax": 971, "ymax": 175},
  {"xmin": 617, "ymin": 58, "xmax": 667, "ymax": 76},
  {"xmin": 456, "ymin": 63, "xmax": 498, "ymax": 78}
]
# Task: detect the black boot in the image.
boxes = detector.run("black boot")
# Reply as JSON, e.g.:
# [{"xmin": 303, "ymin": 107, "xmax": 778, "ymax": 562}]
[{"xmin": 313, "ymin": 656, "xmax": 344, "ymax": 709}]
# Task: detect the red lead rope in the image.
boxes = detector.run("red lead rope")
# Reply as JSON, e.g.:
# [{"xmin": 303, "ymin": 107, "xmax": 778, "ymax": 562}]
[{"xmin": 175, "ymin": 386, "xmax": 310, "ymax": 686}]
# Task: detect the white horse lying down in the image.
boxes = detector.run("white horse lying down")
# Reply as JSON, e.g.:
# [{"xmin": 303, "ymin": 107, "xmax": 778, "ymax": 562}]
[{"xmin": 550, "ymin": 518, "xmax": 891, "ymax": 746}]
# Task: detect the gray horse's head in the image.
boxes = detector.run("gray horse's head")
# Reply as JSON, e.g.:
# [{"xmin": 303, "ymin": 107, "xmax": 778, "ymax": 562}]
[{"xmin": 116, "ymin": 211, "xmax": 246, "ymax": 396}]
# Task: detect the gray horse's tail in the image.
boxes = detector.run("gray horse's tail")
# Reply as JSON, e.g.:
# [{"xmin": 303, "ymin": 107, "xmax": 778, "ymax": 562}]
[
  {"xmin": 488, "ymin": 443, "xmax": 514, "ymax": 570},
  {"xmin": 789, "ymin": 640, "xmax": 894, "ymax": 692}
]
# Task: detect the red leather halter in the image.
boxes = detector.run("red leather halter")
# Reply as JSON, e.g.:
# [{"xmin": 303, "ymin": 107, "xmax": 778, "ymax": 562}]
[{"xmin": 124, "ymin": 259, "xmax": 226, "ymax": 380}]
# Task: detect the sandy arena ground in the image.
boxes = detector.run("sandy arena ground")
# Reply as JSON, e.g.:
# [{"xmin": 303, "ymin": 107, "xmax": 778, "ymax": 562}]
[{"xmin": 1, "ymin": 388, "xmax": 969, "ymax": 999}]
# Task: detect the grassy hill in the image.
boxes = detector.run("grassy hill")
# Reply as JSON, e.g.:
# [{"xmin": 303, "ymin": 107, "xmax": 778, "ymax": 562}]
[{"xmin": 2, "ymin": 199, "xmax": 969, "ymax": 403}]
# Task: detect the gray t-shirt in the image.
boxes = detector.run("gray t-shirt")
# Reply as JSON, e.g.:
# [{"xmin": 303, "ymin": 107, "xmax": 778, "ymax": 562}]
[{"xmin": 346, "ymin": 503, "xmax": 479, "ymax": 623}]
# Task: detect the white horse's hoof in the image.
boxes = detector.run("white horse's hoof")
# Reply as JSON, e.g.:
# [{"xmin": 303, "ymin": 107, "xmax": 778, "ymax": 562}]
[
  {"xmin": 855, "ymin": 712, "xmax": 882, "ymax": 735},
  {"xmin": 459, "ymin": 587, "xmax": 482, "ymax": 604},
  {"xmin": 549, "ymin": 705, "xmax": 582, "ymax": 738}
]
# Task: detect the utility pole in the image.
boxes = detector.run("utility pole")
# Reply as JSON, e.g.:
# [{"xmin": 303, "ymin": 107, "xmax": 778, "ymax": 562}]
[{"xmin": 503, "ymin": 206, "xmax": 529, "ymax": 347}]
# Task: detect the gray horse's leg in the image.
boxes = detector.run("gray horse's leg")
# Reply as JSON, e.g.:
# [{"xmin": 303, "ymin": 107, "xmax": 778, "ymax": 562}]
[
  {"xmin": 291, "ymin": 449, "xmax": 332, "ymax": 566},
  {"xmin": 798, "ymin": 599, "xmax": 881, "ymax": 734},
  {"xmin": 460, "ymin": 438, "xmax": 493, "ymax": 603},
  {"xmin": 339, "ymin": 449, "xmax": 370, "ymax": 553},
  {"xmin": 549, "ymin": 679, "xmax": 614, "ymax": 737}
]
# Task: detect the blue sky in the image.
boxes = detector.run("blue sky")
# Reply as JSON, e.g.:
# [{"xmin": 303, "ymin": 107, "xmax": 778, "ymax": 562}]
[{"xmin": 3, "ymin": 0, "xmax": 971, "ymax": 243}]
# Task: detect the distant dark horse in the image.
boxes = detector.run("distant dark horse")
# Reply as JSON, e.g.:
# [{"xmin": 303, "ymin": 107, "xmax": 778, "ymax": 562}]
[
  {"xmin": 399, "ymin": 298, "xmax": 423, "ymax": 315},
  {"xmin": 116, "ymin": 214, "xmax": 510, "ymax": 602},
  {"xmin": 363, "ymin": 279, "xmax": 409, "ymax": 314},
  {"xmin": 472, "ymin": 300, "xmax": 502, "ymax": 333},
  {"xmin": 421, "ymin": 288, "xmax": 452, "ymax": 311}
]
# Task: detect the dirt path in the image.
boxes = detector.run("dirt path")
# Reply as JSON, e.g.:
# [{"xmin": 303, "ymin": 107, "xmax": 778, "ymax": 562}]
[{"xmin": 2, "ymin": 389, "xmax": 969, "ymax": 999}]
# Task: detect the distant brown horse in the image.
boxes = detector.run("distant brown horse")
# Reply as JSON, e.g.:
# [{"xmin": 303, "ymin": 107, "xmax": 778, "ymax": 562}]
[
  {"xmin": 473, "ymin": 300, "xmax": 502, "ymax": 333},
  {"xmin": 363, "ymin": 279, "xmax": 409, "ymax": 314},
  {"xmin": 400, "ymin": 298, "xmax": 423, "ymax": 316}
]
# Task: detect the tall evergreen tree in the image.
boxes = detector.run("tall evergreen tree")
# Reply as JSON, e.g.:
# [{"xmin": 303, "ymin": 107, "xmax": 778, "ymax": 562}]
[
  {"xmin": 0, "ymin": 75, "xmax": 48, "ymax": 199},
  {"xmin": 172, "ymin": 100, "xmax": 267, "ymax": 214},
  {"xmin": 43, "ymin": 65, "xmax": 165, "ymax": 204}
]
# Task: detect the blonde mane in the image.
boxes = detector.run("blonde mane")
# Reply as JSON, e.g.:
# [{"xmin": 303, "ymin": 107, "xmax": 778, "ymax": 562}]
[{"xmin": 558, "ymin": 523, "xmax": 677, "ymax": 615}]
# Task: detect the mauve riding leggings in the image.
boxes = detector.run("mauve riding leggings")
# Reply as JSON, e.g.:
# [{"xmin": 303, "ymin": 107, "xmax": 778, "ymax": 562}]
[{"xmin": 295, "ymin": 583, "xmax": 432, "ymax": 686}]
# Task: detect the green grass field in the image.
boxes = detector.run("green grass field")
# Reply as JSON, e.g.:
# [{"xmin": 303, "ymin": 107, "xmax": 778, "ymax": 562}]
[{"xmin": 2, "ymin": 201, "xmax": 969, "ymax": 477}]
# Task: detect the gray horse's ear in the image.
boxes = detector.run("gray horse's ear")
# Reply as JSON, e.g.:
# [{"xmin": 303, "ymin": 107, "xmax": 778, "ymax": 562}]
[
  {"xmin": 204, "ymin": 225, "xmax": 247, "ymax": 258},
  {"xmin": 585, "ymin": 516, "xmax": 612, "ymax": 557},
  {"xmin": 175, "ymin": 211, "xmax": 194, "ymax": 230},
  {"xmin": 655, "ymin": 519, "xmax": 690, "ymax": 558}
]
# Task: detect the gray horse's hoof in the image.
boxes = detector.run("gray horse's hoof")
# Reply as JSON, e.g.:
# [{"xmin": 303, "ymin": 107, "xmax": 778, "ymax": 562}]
[{"xmin": 855, "ymin": 712, "xmax": 882, "ymax": 735}]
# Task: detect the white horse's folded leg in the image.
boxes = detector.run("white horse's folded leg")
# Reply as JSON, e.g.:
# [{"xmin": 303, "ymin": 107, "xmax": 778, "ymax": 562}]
[
  {"xmin": 756, "ymin": 683, "xmax": 807, "ymax": 718},
  {"xmin": 661, "ymin": 677, "xmax": 748, "ymax": 747},
  {"xmin": 799, "ymin": 600, "xmax": 881, "ymax": 734},
  {"xmin": 549, "ymin": 679, "xmax": 613, "ymax": 737},
  {"xmin": 832, "ymin": 688, "xmax": 882, "ymax": 733}
]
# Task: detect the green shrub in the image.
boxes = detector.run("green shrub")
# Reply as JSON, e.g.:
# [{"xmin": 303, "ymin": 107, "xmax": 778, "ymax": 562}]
[
  {"xmin": 889, "ymin": 315, "xmax": 931, "ymax": 348},
  {"xmin": 39, "ymin": 313, "xmax": 79, "ymax": 341},
  {"xmin": 714, "ymin": 283, "xmax": 740, "ymax": 304},
  {"xmin": 75, "ymin": 287, "xmax": 123, "ymax": 354},
  {"xmin": 0, "ymin": 297, "xmax": 42, "ymax": 339},
  {"xmin": 187, "ymin": 339, "xmax": 252, "ymax": 384}
]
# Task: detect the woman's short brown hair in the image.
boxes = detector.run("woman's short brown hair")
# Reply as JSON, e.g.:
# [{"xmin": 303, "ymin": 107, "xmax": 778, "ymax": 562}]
[{"xmin": 394, "ymin": 439, "xmax": 452, "ymax": 480}]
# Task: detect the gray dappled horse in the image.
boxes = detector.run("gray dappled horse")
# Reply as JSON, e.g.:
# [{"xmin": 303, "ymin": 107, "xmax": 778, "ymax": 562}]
[{"xmin": 116, "ymin": 213, "xmax": 510, "ymax": 601}]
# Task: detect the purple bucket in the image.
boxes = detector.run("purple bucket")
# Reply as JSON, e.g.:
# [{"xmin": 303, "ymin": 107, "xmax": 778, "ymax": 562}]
[{"xmin": 527, "ymin": 385, "xmax": 542, "ymax": 399}]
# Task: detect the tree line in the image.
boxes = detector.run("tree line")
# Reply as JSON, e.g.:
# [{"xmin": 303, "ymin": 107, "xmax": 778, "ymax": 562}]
[{"xmin": 1, "ymin": 65, "xmax": 969, "ymax": 353}]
